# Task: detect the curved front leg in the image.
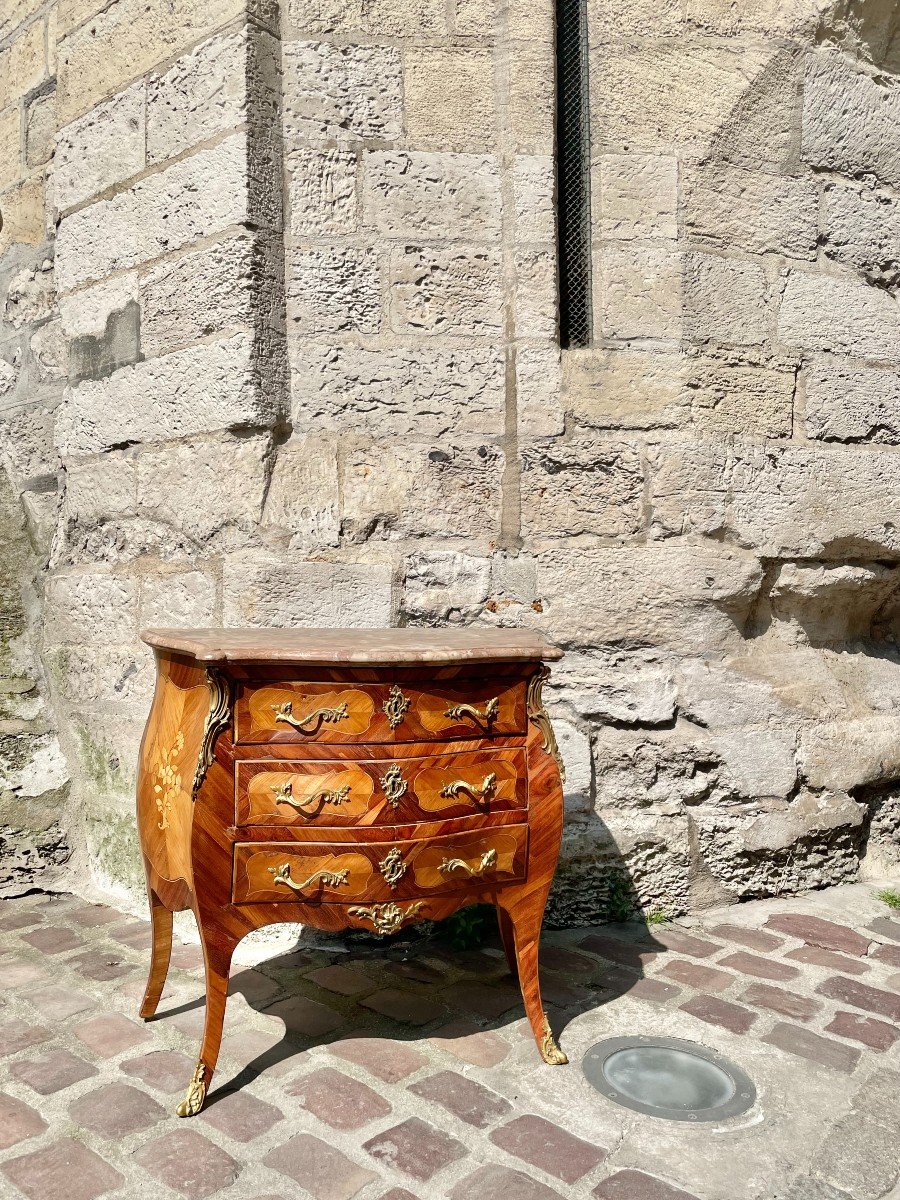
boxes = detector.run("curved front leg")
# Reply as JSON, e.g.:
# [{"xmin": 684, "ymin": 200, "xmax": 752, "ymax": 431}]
[
  {"xmin": 176, "ymin": 924, "xmax": 236, "ymax": 1117},
  {"xmin": 498, "ymin": 889, "xmax": 567, "ymax": 1066},
  {"xmin": 139, "ymin": 888, "xmax": 173, "ymax": 1020}
]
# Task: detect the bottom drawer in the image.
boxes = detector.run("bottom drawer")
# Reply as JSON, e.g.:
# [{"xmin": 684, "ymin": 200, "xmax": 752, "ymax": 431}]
[{"xmin": 232, "ymin": 825, "xmax": 528, "ymax": 905}]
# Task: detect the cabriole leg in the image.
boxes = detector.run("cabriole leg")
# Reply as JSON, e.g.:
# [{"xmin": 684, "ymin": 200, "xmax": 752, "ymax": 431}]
[
  {"xmin": 139, "ymin": 890, "xmax": 173, "ymax": 1021},
  {"xmin": 498, "ymin": 896, "xmax": 568, "ymax": 1066},
  {"xmin": 176, "ymin": 927, "xmax": 236, "ymax": 1117}
]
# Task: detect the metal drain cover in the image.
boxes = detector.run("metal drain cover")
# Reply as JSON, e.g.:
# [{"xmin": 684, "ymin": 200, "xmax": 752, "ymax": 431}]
[{"xmin": 583, "ymin": 1036, "xmax": 756, "ymax": 1122}]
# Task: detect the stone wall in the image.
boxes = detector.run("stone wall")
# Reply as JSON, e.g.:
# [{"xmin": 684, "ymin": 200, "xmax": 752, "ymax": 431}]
[{"xmin": 0, "ymin": 0, "xmax": 898, "ymax": 919}]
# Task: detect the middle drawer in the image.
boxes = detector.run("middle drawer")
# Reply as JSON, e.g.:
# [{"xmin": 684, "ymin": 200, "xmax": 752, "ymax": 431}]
[{"xmin": 236, "ymin": 748, "xmax": 527, "ymax": 827}]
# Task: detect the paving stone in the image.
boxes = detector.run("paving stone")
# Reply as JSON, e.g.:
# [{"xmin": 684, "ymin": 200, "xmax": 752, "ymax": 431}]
[
  {"xmin": 73, "ymin": 1012, "xmax": 152, "ymax": 1057},
  {"xmin": 120, "ymin": 1048, "xmax": 196, "ymax": 1093},
  {"xmin": 21, "ymin": 926, "xmax": 83, "ymax": 954},
  {"xmin": 659, "ymin": 960, "xmax": 735, "ymax": 992},
  {"xmin": 0, "ymin": 1017, "xmax": 51, "ymax": 1056},
  {"xmin": 816, "ymin": 975, "xmax": 900, "ymax": 1021},
  {"xmin": 68, "ymin": 948, "xmax": 135, "ymax": 981},
  {"xmin": 825, "ymin": 1011, "xmax": 900, "ymax": 1051},
  {"xmin": 264, "ymin": 1132, "xmax": 376, "ymax": 1198},
  {"xmin": 133, "ymin": 1128, "xmax": 240, "ymax": 1199},
  {"xmin": 68, "ymin": 904, "xmax": 117, "ymax": 928},
  {"xmin": 644, "ymin": 928, "xmax": 722, "ymax": 959},
  {"xmin": 718, "ymin": 951, "xmax": 800, "ymax": 981},
  {"xmin": 264, "ymin": 992, "xmax": 345, "ymax": 1037},
  {"xmin": 540, "ymin": 945, "xmax": 597, "ymax": 974},
  {"xmin": 10, "ymin": 1048, "xmax": 98, "ymax": 1094},
  {"xmin": 170, "ymin": 943, "xmax": 205, "ymax": 970},
  {"xmin": 200, "ymin": 1088, "xmax": 284, "ymax": 1142},
  {"xmin": 628, "ymin": 978, "xmax": 681, "ymax": 1003},
  {"xmin": 451, "ymin": 1162, "xmax": 568, "ymax": 1200},
  {"xmin": 766, "ymin": 915, "xmax": 871, "ymax": 957},
  {"xmin": 739, "ymin": 983, "xmax": 821, "ymax": 1021},
  {"xmin": 360, "ymin": 987, "xmax": 447, "ymax": 1025},
  {"xmin": 219, "ymin": 1025, "xmax": 297, "ymax": 1076},
  {"xmin": 2, "ymin": 1137, "xmax": 124, "ymax": 1200},
  {"xmin": 541, "ymin": 975, "xmax": 594, "ymax": 1007},
  {"xmin": 391, "ymin": 958, "xmax": 447, "ymax": 985},
  {"xmin": 439, "ymin": 981, "xmax": 520, "ymax": 1018},
  {"xmin": 870, "ymin": 942, "xmax": 900, "ymax": 967},
  {"xmin": 289, "ymin": 1065, "xmax": 392, "ymax": 1130},
  {"xmin": 69, "ymin": 1081, "xmax": 166, "ymax": 1138},
  {"xmin": 329, "ymin": 1035, "xmax": 427, "ymax": 1082},
  {"xmin": 307, "ymin": 964, "xmax": 378, "ymax": 996},
  {"xmin": 5, "ymin": 962, "xmax": 50, "ymax": 989},
  {"xmin": 23, "ymin": 984, "xmax": 95, "ymax": 1020},
  {"xmin": 0, "ymin": 1092, "xmax": 48, "ymax": 1149},
  {"xmin": 763, "ymin": 1023, "xmax": 861, "ymax": 1073},
  {"xmin": 363, "ymin": 1116, "xmax": 467, "ymax": 1182},
  {"xmin": 869, "ymin": 917, "xmax": 900, "ymax": 942},
  {"xmin": 784, "ymin": 946, "xmax": 870, "ymax": 976},
  {"xmin": 706, "ymin": 924, "xmax": 785, "ymax": 953},
  {"xmin": 593, "ymin": 1169, "xmax": 700, "ymax": 1200},
  {"xmin": 430, "ymin": 1019, "xmax": 511, "ymax": 1066},
  {"xmin": 379, "ymin": 1191, "xmax": 420, "ymax": 1200},
  {"xmin": 0, "ymin": 911, "xmax": 42, "ymax": 931},
  {"xmin": 680, "ymin": 994, "xmax": 756, "ymax": 1033},
  {"xmin": 579, "ymin": 934, "xmax": 658, "ymax": 970},
  {"xmin": 489, "ymin": 1113, "xmax": 606, "ymax": 1184},
  {"xmin": 409, "ymin": 1068, "xmax": 512, "ymax": 1128}
]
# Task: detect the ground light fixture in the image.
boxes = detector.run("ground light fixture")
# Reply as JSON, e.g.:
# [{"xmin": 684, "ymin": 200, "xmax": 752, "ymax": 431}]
[{"xmin": 582, "ymin": 1035, "xmax": 757, "ymax": 1122}]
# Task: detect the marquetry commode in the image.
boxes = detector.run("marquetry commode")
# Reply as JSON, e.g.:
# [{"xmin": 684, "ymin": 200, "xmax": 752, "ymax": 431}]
[{"xmin": 135, "ymin": 628, "xmax": 568, "ymax": 1116}]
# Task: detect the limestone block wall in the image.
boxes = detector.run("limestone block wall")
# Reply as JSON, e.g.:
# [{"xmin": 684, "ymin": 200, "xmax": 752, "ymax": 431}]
[{"xmin": 0, "ymin": 0, "xmax": 898, "ymax": 919}]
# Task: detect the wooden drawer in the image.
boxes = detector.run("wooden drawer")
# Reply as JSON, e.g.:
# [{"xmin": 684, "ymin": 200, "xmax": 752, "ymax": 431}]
[
  {"xmin": 232, "ymin": 825, "xmax": 528, "ymax": 905},
  {"xmin": 234, "ymin": 679, "xmax": 526, "ymax": 745},
  {"xmin": 236, "ymin": 748, "xmax": 527, "ymax": 827}
]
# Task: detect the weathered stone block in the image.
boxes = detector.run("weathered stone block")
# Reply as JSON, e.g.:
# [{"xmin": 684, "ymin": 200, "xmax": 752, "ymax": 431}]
[
  {"xmin": 58, "ymin": 451, "xmax": 136, "ymax": 537},
  {"xmin": 222, "ymin": 550, "xmax": 393, "ymax": 627},
  {"xmin": 0, "ymin": 177, "xmax": 45, "ymax": 257},
  {"xmin": 515, "ymin": 249, "xmax": 557, "ymax": 339},
  {"xmin": 805, "ymin": 357, "xmax": 900, "ymax": 445},
  {"xmin": 0, "ymin": 20, "xmax": 46, "ymax": 113},
  {"xmin": 802, "ymin": 49, "xmax": 900, "ymax": 190},
  {"xmin": 25, "ymin": 90, "xmax": 56, "ymax": 169},
  {"xmin": 290, "ymin": 342, "xmax": 505, "ymax": 440},
  {"xmin": 563, "ymin": 349, "xmax": 689, "ymax": 430},
  {"xmin": 57, "ymin": 334, "xmax": 268, "ymax": 456},
  {"xmin": 600, "ymin": 246, "xmax": 682, "ymax": 341},
  {"xmin": 390, "ymin": 246, "xmax": 503, "ymax": 337},
  {"xmin": 0, "ymin": 403, "xmax": 58, "ymax": 486},
  {"xmin": 341, "ymin": 439, "xmax": 503, "ymax": 543},
  {"xmin": 54, "ymin": 82, "xmax": 145, "ymax": 212},
  {"xmin": 47, "ymin": 644, "xmax": 154, "ymax": 704},
  {"xmin": 778, "ymin": 271, "xmax": 899, "ymax": 362},
  {"xmin": 57, "ymin": 273, "xmax": 137, "ymax": 340},
  {"xmin": 283, "ymin": 41, "xmax": 402, "ymax": 141},
  {"xmin": 405, "ymin": 49, "xmax": 494, "ymax": 150},
  {"xmin": 599, "ymin": 155, "xmax": 678, "ymax": 240},
  {"xmin": 684, "ymin": 164, "xmax": 817, "ymax": 258},
  {"xmin": 288, "ymin": 148, "xmax": 358, "ymax": 235},
  {"xmin": 554, "ymin": 719, "xmax": 592, "ymax": 814},
  {"xmin": 822, "ymin": 181, "xmax": 900, "ymax": 289},
  {"xmin": 0, "ymin": 106, "xmax": 21, "ymax": 193},
  {"xmin": 532, "ymin": 544, "xmax": 763, "ymax": 653},
  {"xmin": 552, "ymin": 650, "xmax": 677, "ymax": 727},
  {"xmin": 45, "ymin": 570, "xmax": 138, "ymax": 644},
  {"xmin": 650, "ymin": 438, "xmax": 900, "ymax": 559},
  {"xmin": 402, "ymin": 551, "xmax": 492, "ymax": 624},
  {"xmin": 288, "ymin": 0, "xmax": 445, "ymax": 35},
  {"xmin": 507, "ymin": 42, "xmax": 554, "ymax": 153},
  {"xmin": 362, "ymin": 152, "xmax": 501, "ymax": 239},
  {"xmin": 520, "ymin": 434, "xmax": 644, "ymax": 538},
  {"xmin": 147, "ymin": 29, "xmax": 246, "ymax": 165},
  {"xmin": 56, "ymin": 0, "xmax": 245, "ymax": 124},
  {"xmin": 288, "ymin": 247, "xmax": 381, "ymax": 335},
  {"xmin": 139, "ymin": 572, "xmax": 217, "ymax": 628},
  {"xmin": 513, "ymin": 156, "xmax": 555, "ymax": 244},
  {"xmin": 684, "ymin": 0, "xmax": 823, "ymax": 37},
  {"xmin": 55, "ymin": 135, "xmax": 250, "ymax": 292},
  {"xmin": 135, "ymin": 433, "xmax": 270, "ymax": 547},
  {"xmin": 683, "ymin": 253, "xmax": 768, "ymax": 346},
  {"xmin": 687, "ymin": 355, "xmax": 794, "ymax": 438},
  {"xmin": 262, "ymin": 435, "xmax": 340, "ymax": 550},
  {"xmin": 589, "ymin": 0, "xmax": 682, "ymax": 37},
  {"xmin": 140, "ymin": 234, "xmax": 259, "ymax": 358},
  {"xmin": 516, "ymin": 343, "xmax": 564, "ymax": 438}
]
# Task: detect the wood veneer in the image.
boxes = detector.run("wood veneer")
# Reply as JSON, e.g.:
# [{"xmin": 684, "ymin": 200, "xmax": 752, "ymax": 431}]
[{"xmin": 135, "ymin": 627, "xmax": 568, "ymax": 1117}]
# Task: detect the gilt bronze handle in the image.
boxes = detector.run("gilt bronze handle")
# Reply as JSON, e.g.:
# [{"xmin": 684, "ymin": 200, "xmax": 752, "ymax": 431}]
[
  {"xmin": 268, "ymin": 863, "xmax": 349, "ymax": 892},
  {"xmin": 439, "ymin": 772, "xmax": 497, "ymax": 802},
  {"xmin": 271, "ymin": 700, "xmax": 348, "ymax": 730},
  {"xmin": 272, "ymin": 780, "xmax": 351, "ymax": 812},
  {"xmin": 437, "ymin": 848, "xmax": 498, "ymax": 879},
  {"xmin": 444, "ymin": 697, "xmax": 499, "ymax": 725}
]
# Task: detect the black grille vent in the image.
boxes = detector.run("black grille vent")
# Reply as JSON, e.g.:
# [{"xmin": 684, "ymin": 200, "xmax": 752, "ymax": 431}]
[{"xmin": 556, "ymin": 0, "xmax": 593, "ymax": 348}]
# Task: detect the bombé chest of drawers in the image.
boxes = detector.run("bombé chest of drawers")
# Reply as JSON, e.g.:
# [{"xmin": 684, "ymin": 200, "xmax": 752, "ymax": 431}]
[{"xmin": 135, "ymin": 628, "xmax": 567, "ymax": 1116}]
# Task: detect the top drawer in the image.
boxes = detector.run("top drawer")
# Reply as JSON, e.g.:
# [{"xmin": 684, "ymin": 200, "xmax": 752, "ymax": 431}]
[{"xmin": 235, "ymin": 678, "xmax": 526, "ymax": 744}]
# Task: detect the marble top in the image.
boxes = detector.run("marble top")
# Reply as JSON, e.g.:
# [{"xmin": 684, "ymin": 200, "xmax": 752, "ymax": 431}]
[{"xmin": 141, "ymin": 627, "xmax": 563, "ymax": 665}]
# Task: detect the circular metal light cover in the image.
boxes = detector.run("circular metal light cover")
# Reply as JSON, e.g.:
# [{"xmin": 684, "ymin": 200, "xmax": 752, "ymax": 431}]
[{"xmin": 583, "ymin": 1036, "xmax": 756, "ymax": 1122}]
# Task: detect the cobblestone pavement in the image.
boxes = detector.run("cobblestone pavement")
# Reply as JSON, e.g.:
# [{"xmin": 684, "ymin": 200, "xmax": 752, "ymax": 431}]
[{"xmin": 1, "ymin": 883, "xmax": 899, "ymax": 1200}]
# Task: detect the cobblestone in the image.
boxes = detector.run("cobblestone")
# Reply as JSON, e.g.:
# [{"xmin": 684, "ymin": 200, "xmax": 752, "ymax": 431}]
[{"xmin": 1, "ymin": 884, "xmax": 898, "ymax": 1200}]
